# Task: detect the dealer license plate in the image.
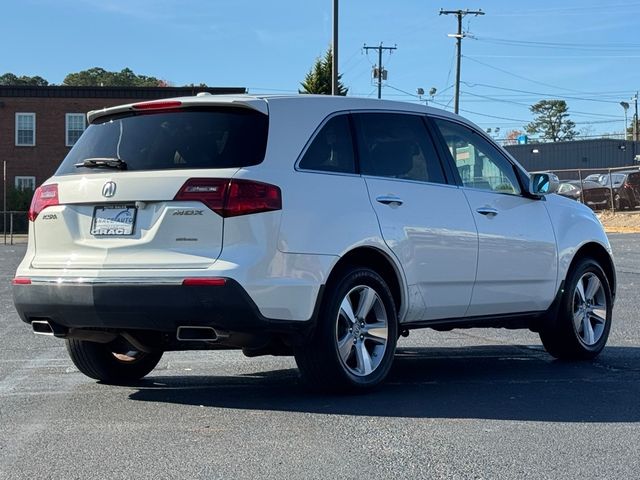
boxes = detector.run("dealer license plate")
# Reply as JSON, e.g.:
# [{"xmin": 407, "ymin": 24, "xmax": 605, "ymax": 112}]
[{"xmin": 90, "ymin": 205, "xmax": 137, "ymax": 236}]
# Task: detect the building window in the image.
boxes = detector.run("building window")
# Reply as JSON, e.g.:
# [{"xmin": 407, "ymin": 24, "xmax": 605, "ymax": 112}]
[
  {"xmin": 66, "ymin": 113, "xmax": 86, "ymax": 146},
  {"xmin": 15, "ymin": 176, "xmax": 36, "ymax": 191},
  {"xmin": 15, "ymin": 113, "xmax": 36, "ymax": 146}
]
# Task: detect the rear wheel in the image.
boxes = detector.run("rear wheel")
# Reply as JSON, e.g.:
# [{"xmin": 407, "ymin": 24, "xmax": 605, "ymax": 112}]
[
  {"xmin": 294, "ymin": 267, "xmax": 397, "ymax": 392},
  {"xmin": 66, "ymin": 338, "xmax": 163, "ymax": 384},
  {"xmin": 540, "ymin": 258, "xmax": 612, "ymax": 359}
]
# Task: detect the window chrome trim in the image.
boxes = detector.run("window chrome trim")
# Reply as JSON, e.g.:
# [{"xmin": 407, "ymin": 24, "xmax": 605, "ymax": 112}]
[{"xmin": 361, "ymin": 174, "xmax": 460, "ymax": 190}]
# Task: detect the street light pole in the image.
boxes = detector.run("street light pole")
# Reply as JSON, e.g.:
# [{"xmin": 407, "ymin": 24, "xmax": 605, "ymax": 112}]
[
  {"xmin": 3, "ymin": 160, "xmax": 6, "ymax": 245},
  {"xmin": 633, "ymin": 92, "xmax": 639, "ymax": 142},
  {"xmin": 620, "ymin": 101, "xmax": 629, "ymax": 140}
]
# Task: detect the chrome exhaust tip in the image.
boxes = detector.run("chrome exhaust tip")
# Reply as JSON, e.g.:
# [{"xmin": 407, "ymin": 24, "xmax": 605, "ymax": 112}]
[
  {"xmin": 31, "ymin": 320, "xmax": 54, "ymax": 336},
  {"xmin": 176, "ymin": 326, "xmax": 225, "ymax": 342}
]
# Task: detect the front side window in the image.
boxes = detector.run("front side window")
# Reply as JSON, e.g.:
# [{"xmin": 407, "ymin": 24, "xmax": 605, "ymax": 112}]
[
  {"xmin": 66, "ymin": 113, "xmax": 86, "ymax": 146},
  {"xmin": 354, "ymin": 113, "xmax": 446, "ymax": 184},
  {"xmin": 15, "ymin": 113, "xmax": 35, "ymax": 146},
  {"xmin": 433, "ymin": 118, "xmax": 521, "ymax": 195},
  {"xmin": 298, "ymin": 115, "xmax": 356, "ymax": 174},
  {"xmin": 15, "ymin": 176, "xmax": 36, "ymax": 191}
]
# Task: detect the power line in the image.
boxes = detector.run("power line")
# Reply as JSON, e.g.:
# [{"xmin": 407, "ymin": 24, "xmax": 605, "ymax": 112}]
[
  {"xmin": 470, "ymin": 34, "xmax": 640, "ymax": 51},
  {"xmin": 460, "ymin": 91, "xmax": 623, "ymax": 118},
  {"xmin": 489, "ymin": 2, "xmax": 640, "ymax": 17},
  {"xmin": 460, "ymin": 81, "xmax": 622, "ymax": 105},
  {"xmin": 463, "ymin": 56, "xmax": 588, "ymax": 94}
]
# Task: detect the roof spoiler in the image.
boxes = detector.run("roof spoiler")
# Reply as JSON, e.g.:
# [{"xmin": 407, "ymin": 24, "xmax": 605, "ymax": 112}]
[{"xmin": 87, "ymin": 96, "xmax": 268, "ymax": 123}]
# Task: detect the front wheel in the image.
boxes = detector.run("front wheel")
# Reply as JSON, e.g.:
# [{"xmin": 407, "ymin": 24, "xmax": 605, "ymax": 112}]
[
  {"xmin": 540, "ymin": 258, "xmax": 612, "ymax": 360},
  {"xmin": 294, "ymin": 267, "xmax": 398, "ymax": 392},
  {"xmin": 66, "ymin": 338, "xmax": 163, "ymax": 384}
]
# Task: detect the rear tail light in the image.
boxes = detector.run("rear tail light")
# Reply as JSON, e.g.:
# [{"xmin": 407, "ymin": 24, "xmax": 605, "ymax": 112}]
[
  {"xmin": 174, "ymin": 178, "xmax": 281, "ymax": 217},
  {"xmin": 12, "ymin": 277, "xmax": 32, "ymax": 285},
  {"xmin": 28, "ymin": 184, "xmax": 59, "ymax": 221}
]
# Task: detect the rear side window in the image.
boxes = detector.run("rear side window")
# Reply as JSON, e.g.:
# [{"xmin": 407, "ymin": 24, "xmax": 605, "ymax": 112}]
[
  {"xmin": 56, "ymin": 107, "xmax": 268, "ymax": 175},
  {"xmin": 353, "ymin": 113, "xmax": 446, "ymax": 184},
  {"xmin": 299, "ymin": 115, "xmax": 356, "ymax": 174}
]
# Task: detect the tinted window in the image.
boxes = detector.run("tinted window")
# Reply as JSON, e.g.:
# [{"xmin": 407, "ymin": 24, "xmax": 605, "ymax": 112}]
[
  {"xmin": 433, "ymin": 118, "xmax": 521, "ymax": 195},
  {"xmin": 626, "ymin": 172, "xmax": 640, "ymax": 186},
  {"xmin": 299, "ymin": 115, "xmax": 356, "ymax": 173},
  {"xmin": 354, "ymin": 113, "xmax": 446, "ymax": 184},
  {"xmin": 57, "ymin": 107, "xmax": 268, "ymax": 175}
]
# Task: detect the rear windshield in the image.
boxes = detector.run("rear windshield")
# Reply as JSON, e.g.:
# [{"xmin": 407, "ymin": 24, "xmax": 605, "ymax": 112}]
[{"xmin": 56, "ymin": 107, "xmax": 268, "ymax": 175}]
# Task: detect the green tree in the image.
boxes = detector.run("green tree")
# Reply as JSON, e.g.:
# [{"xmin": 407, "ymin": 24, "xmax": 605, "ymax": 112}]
[
  {"xmin": 526, "ymin": 100, "xmax": 577, "ymax": 142},
  {"xmin": 626, "ymin": 118, "xmax": 640, "ymax": 140},
  {"xmin": 299, "ymin": 47, "xmax": 348, "ymax": 95},
  {"xmin": 63, "ymin": 67, "xmax": 165, "ymax": 87},
  {"xmin": 0, "ymin": 73, "xmax": 49, "ymax": 86}
]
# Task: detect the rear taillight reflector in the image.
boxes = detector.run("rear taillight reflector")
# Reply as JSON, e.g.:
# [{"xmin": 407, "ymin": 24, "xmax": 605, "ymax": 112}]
[
  {"xmin": 174, "ymin": 178, "xmax": 281, "ymax": 217},
  {"xmin": 28, "ymin": 184, "xmax": 59, "ymax": 222},
  {"xmin": 225, "ymin": 179, "xmax": 282, "ymax": 217},
  {"xmin": 182, "ymin": 278, "xmax": 227, "ymax": 286},
  {"xmin": 12, "ymin": 277, "xmax": 32, "ymax": 285},
  {"xmin": 132, "ymin": 100, "xmax": 182, "ymax": 110}
]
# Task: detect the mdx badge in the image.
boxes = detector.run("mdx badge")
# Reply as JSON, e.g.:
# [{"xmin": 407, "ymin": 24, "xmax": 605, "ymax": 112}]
[{"xmin": 102, "ymin": 181, "xmax": 117, "ymax": 198}]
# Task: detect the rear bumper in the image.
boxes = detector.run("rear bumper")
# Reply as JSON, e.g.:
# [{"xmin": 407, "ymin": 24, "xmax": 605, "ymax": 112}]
[{"xmin": 13, "ymin": 279, "xmax": 317, "ymax": 336}]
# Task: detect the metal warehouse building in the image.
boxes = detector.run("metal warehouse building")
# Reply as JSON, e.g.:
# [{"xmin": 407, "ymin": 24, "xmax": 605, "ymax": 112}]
[{"xmin": 505, "ymin": 139, "xmax": 640, "ymax": 173}]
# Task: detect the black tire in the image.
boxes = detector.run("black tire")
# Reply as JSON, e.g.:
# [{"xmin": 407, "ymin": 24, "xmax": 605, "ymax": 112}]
[
  {"xmin": 66, "ymin": 338, "xmax": 163, "ymax": 384},
  {"xmin": 294, "ymin": 266, "xmax": 398, "ymax": 393},
  {"xmin": 539, "ymin": 257, "xmax": 612, "ymax": 360}
]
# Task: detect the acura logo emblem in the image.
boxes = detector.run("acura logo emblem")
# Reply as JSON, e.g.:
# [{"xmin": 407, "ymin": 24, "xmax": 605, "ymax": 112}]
[{"xmin": 102, "ymin": 181, "xmax": 117, "ymax": 198}]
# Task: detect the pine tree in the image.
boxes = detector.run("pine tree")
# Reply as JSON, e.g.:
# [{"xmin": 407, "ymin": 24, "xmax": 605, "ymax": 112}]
[
  {"xmin": 299, "ymin": 47, "xmax": 348, "ymax": 95},
  {"xmin": 526, "ymin": 100, "xmax": 577, "ymax": 142}
]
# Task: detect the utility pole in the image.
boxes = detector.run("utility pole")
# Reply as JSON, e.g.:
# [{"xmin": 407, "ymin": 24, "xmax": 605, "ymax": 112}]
[
  {"xmin": 363, "ymin": 43, "xmax": 397, "ymax": 99},
  {"xmin": 332, "ymin": 0, "xmax": 339, "ymax": 95},
  {"xmin": 439, "ymin": 8, "xmax": 485, "ymax": 114}
]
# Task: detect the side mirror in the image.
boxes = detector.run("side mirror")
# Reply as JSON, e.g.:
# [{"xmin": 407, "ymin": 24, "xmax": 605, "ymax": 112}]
[{"xmin": 529, "ymin": 172, "xmax": 559, "ymax": 196}]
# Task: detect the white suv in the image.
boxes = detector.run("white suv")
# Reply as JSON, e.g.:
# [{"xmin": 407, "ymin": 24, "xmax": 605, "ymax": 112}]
[{"xmin": 13, "ymin": 94, "xmax": 616, "ymax": 391}]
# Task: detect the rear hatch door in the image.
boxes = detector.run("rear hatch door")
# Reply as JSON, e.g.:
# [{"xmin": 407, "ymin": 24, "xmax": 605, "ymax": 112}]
[{"xmin": 30, "ymin": 103, "xmax": 268, "ymax": 270}]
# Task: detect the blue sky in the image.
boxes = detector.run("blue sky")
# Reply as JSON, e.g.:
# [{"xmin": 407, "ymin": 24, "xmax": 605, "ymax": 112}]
[{"xmin": 4, "ymin": 0, "xmax": 640, "ymax": 138}]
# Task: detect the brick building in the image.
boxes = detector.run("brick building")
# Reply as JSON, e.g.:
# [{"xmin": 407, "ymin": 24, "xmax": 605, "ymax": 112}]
[{"xmin": 0, "ymin": 85, "xmax": 245, "ymax": 209}]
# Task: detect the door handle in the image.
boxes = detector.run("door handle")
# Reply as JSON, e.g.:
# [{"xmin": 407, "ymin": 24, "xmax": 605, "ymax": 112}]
[
  {"xmin": 376, "ymin": 195, "xmax": 404, "ymax": 206},
  {"xmin": 476, "ymin": 207, "xmax": 498, "ymax": 216}
]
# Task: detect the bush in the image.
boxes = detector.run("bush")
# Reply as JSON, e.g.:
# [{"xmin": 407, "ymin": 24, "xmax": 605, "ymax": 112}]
[{"xmin": 7, "ymin": 187, "xmax": 33, "ymax": 211}]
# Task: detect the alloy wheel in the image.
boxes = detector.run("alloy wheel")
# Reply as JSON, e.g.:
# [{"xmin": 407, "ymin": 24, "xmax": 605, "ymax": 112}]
[
  {"xmin": 335, "ymin": 285, "xmax": 389, "ymax": 377},
  {"xmin": 573, "ymin": 272, "xmax": 608, "ymax": 346}
]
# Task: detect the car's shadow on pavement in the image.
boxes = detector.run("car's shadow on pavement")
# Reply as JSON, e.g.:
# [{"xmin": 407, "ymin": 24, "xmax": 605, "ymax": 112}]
[{"xmin": 128, "ymin": 345, "xmax": 640, "ymax": 422}]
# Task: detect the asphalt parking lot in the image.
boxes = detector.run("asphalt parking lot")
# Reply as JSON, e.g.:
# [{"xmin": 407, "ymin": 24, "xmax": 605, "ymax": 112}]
[{"xmin": 1, "ymin": 235, "xmax": 639, "ymax": 479}]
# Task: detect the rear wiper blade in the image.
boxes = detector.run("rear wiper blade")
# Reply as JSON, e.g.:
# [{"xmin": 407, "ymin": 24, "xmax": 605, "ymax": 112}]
[{"xmin": 75, "ymin": 157, "xmax": 128, "ymax": 170}]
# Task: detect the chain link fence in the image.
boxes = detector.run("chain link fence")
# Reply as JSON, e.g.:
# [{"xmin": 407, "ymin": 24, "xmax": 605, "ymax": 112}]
[{"xmin": 530, "ymin": 166, "xmax": 640, "ymax": 213}]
